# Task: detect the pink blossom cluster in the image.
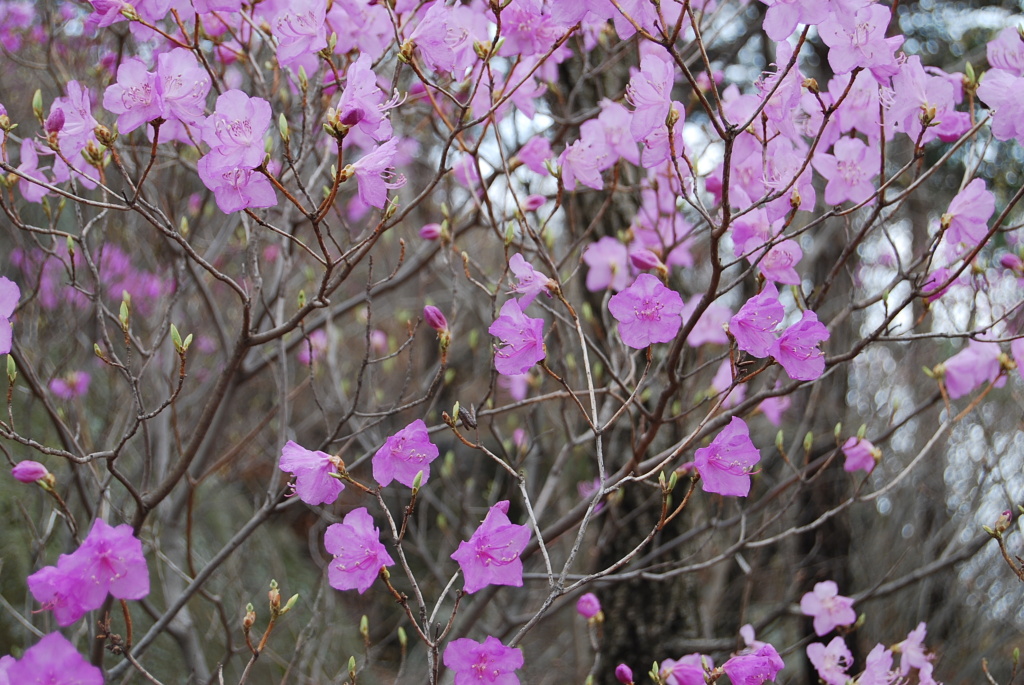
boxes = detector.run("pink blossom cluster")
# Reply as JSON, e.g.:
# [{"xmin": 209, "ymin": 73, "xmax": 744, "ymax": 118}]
[{"xmin": 27, "ymin": 518, "xmax": 150, "ymax": 626}]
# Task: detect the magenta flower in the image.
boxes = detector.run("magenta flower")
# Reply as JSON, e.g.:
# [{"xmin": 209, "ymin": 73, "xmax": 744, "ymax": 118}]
[
  {"xmin": 423, "ymin": 305, "xmax": 449, "ymax": 334},
  {"xmin": 576, "ymin": 592, "xmax": 601, "ymax": 619},
  {"xmin": 488, "ymin": 299, "xmax": 546, "ymax": 376},
  {"xmin": 0, "ymin": 276, "xmax": 20, "ymax": 354},
  {"xmin": 28, "ymin": 518, "xmax": 149, "ymax": 626},
  {"xmin": 582, "ymin": 237, "xmax": 631, "ymax": 292},
  {"xmin": 6, "ymin": 632, "xmax": 103, "ymax": 685},
  {"xmin": 279, "ymin": 440, "xmax": 344, "ymax": 505},
  {"xmin": 202, "ymin": 90, "xmax": 272, "ymax": 170},
  {"xmin": 102, "ymin": 58, "xmax": 163, "ymax": 134},
  {"xmin": 50, "ymin": 371, "xmax": 91, "ymax": 400},
  {"xmin": 814, "ymin": 137, "xmax": 880, "ymax": 206},
  {"xmin": 450, "ymin": 500, "xmax": 530, "ymax": 594},
  {"xmin": 443, "ymin": 636, "xmax": 523, "ymax": 685},
  {"xmin": 841, "ymin": 436, "xmax": 880, "ymax": 474},
  {"xmin": 800, "ymin": 580, "xmax": 856, "ymax": 636},
  {"xmin": 806, "ymin": 637, "xmax": 853, "ymax": 685},
  {"xmin": 12, "ymin": 460, "xmax": 49, "ymax": 483},
  {"xmin": 197, "ymin": 159, "xmax": 278, "ymax": 213},
  {"xmin": 335, "ymin": 53, "xmax": 397, "ymax": 142},
  {"xmin": 693, "ymin": 417, "xmax": 761, "ymax": 497},
  {"xmin": 324, "ymin": 507, "xmax": 395, "ymax": 593},
  {"xmin": 348, "ymin": 138, "xmax": 406, "ymax": 209},
  {"xmin": 419, "ymin": 223, "xmax": 442, "ymax": 240},
  {"xmin": 729, "ymin": 283, "xmax": 783, "ymax": 358},
  {"xmin": 608, "ymin": 274, "xmax": 684, "ymax": 349},
  {"xmin": 942, "ymin": 178, "xmax": 995, "ymax": 247},
  {"xmin": 940, "ymin": 339, "xmax": 1003, "ymax": 399},
  {"xmin": 660, "ymin": 653, "xmax": 711, "ymax": 685},
  {"xmin": 372, "ymin": 419, "xmax": 439, "ymax": 488},
  {"xmin": 769, "ymin": 310, "xmax": 830, "ymax": 381},
  {"xmin": 722, "ymin": 643, "xmax": 785, "ymax": 685},
  {"xmin": 508, "ymin": 253, "xmax": 552, "ymax": 309}
]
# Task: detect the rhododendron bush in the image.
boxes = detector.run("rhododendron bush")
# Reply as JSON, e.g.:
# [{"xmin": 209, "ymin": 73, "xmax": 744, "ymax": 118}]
[{"xmin": 2, "ymin": 0, "xmax": 1024, "ymax": 683}]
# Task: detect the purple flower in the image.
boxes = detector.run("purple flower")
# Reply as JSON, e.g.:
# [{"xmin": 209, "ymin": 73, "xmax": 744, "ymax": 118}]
[
  {"xmin": 978, "ymin": 69, "xmax": 1024, "ymax": 143},
  {"xmin": 660, "ymin": 653, "xmax": 711, "ymax": 685},
  {"xmin": 488, "ymin": 299, "xmax": 545, "ymax": 376},
  {"xmin": 11, "ymin": 460, "xmax": 49, "ymax": 483},
  {"xmin": 607, "ymin": 274, "xmax": 684, "ymax": 349},
  {"xmin": 582, "ymin": 237, "xmax": 631, "ymax": 292},
  {"xmin": 940, "ymin": 339, "xmax": 1003, "ymax": 399},
  {"xmin": 156, "ymin": 48, "xmax": 211, "ymax": 127},
  {"xmin": 800, "ymin": 580, "xmax": 856, "ymax": 636},
  {"xmin": 334, "ymin": 53, "xmax": 397, "ymax": 141},
  {"xmin": 769, "ymin": 310, "xmax": 830, "ymax": 382},
  {"xmin": 442, "ymin": 636, "xmax": 523, "ymax": 685},
  {"xmin": 942, "ymin": 178, "xmax": 995, "ymax": 247},
  {"xmin": 761, "ymin": 0, "xmax": 828, "ymax": 41},
  {"xmin": 6, "ymin": 632, "xmax": 103, "ymax": 685},
  {"xmin": 347, "ymin": 138, "xmax": 406, "ymax": 209},
  {"xmin": 102, "ymin": 58, "xmax": 163, "ymax": 134},
  {"xmin": 450, "ymin": 500, "xmax": 530, "ymax": 594},
  {"xmin": 814, "ymin": 136, "xmax": 880, "ymax": 206},
  {"xmin": 841, "ymin": 436, "xmax": 879, "ymax": 474},
  {"xmin": 681, "ymin": 296, "xmax": 731, "ymax": 348},
  {"xmin": 693, "ymin": 417, "xmax": 761, "ymax": 497},
  {"xmin": 279, "ymin": 440, "xmax": 344, "ymax": 505},
  {"xmin": 197, "ymin": 158, "xmax": 278, "ymax": 213},
  {"xmin": 626, "ymin": 53, "xmax": 674, "ymax": 142},
  {"xmin": 202, "ymin": 90, "xmax": 272, "ymax": 170},
  {"xmin": 758, "ymin": 240, "xmax": 803, "ymax": 285},
  {"xmin": 516, "ymin": 136, "xmax": 552, "ymax": 175},
  {"xmin": 806, "ymin": 637, "xmax": 853, "ymax": 685},
  {"xmin": 0, "ymin": 276, "xmax": 20, "ymax": 355},
  {"xmin": 50, "ymin": 371, "xmax": 91, "ymax": 400},
  {"xmin": 508, "ymin": 253, "xmax": 552, "ymax": 309},
  {"xmin": 372, "ymin": 419, "xmax": 439, "ymax": 488},
  {"xmin": 273, "ymin": 0, "xmax": 328, "ymax": 68},
  {"xmin": 859, "ymin": 644, "xmax": 897, "ymax": 685},
  {"xmin": 722, "ymin": 643, "xmax": 785, "ymax": 685},
  {"xmin": 324, "ymin": 508, "xmax": 395, "ymax": 593},
  {"xmin": 576, "ymin": 592, "xmax": 601, "ymax": 619},
  {"xmin": 28, "ymin": 518, "xmax": 150, "ymax": 626},
  {"xmin": 729, "ymin": 283, "xmax": 783, "ymax": 358}
]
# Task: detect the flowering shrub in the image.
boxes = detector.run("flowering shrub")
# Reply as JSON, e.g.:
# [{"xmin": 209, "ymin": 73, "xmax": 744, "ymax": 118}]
[{"xmin": 0, "ymin": 0, "xmax": 1022, "ymax": 683}]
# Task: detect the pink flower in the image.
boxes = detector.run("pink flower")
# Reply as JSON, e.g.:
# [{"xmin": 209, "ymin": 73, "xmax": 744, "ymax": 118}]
[
  {"xmin": 940, "ymin": 339, "xmax": 1003, "ymax": 399},
  {"xmin": 681, "ymin": 296, "xmax": 731, "ymax": 348},
  {"xmin": 50, "ymin": 371, "xmax": 90, "ymax": 399},
  {"xmin": 729, "ymin": 283, "xmax": 783, "ymax": 358},
  {"xmin": 769, "ymin": 310, "xmax": 830, "ymax": 381},
  {"xmin": 800, "ymin": 580, "xmax": 856, "ymax": 636},
  {"xmin": 28, "ymin": 519, "xmax": 150, "ymax": 626},
  {"xmin": 760, "ymin": 0, "xmax": 829, "ymax": 41},
  {"xmin": 202, "ymin": 90, "xmax": 272, "ymax": 170},
  {"xmin": 758, "ymin": 240, "xmax": 803, "ymax": 285},
  {"xmin": 372, "ymin": 419, "xmax": 439, "ymax": 488},
  {"xmin": 6, "ymin": 632, "xmax": 102, "ymax": 685},
  {"xmin": 297, "ymin": 329, "xmax": 328, "ymax": 366},
  {"xmin": 488, "ymin": 299, "xmax": 546, "ymax": 376},
  {"xmin": 607, "ymin": 274, "xmax": 684, "ymax": 349},
  {"xmin": 576, "ymin": 592, "xmax": 601, "ymax": 619},
  {"xmin": 273, "ymin": 0, "xmax": 328, "ymax": 68},
  {"xmin": 896, "ymin": 622, "xmax": 936, "ymax": 684},
  {"xmin": 942, "ymin": 178, "xmax": 995, "ymax": 247},
  {"xmin": 806, "ymin": 637, "xmax": 853, "ymax": 685},
  {"xmin": 626, "ymin": 53, "xmax": 674, "ymax": 142},
  {"xmin": 278, "ymin": 440, "xmax": 344, "ymax": 505},
  {"xmin": 0, "ymin": 276, "xmax": 20, "ymax": 354},
  {"xmin": 694, "ymin": 417, "xmax": 761, "ymax": 497},
  {"xmin": 517, "ymin": 136, "xmax": 552, "ymax": 175},
  {"xmin": 813, "ymin": 137, "xmax": 880, "ymax": 206},
  {"xmin": 508, "ymin": 253, "xmax": 552, "ymax": 309},
  {"xmin": 324, "ymin": 508, "xmax": 395, "ymax": 593},
  {"xmin": 660, "ymin": 653, "xmax": 711, "ymax": 685},
  {"xmin": 12, "ymin": 460, "xmax": 49, "ymax": 483},
  {"xmin": 102, "ymin": 58, "xmax": 163, "ymax": 134},
  {"xmin": 348, "ymin": 138, "xmax": 406, "ymax": 209},
  {"xmin": 450, "ymin": 500, "xmax": 530, "ymax": 594},
  {"xmin": 841, "ymin": 436, "xmax": 879, "ymax": 473},
  {"xmin": 442, "ymin": 636, "xmax": 523, "ymax": 685},
  {"xmin": 722, "ymin": 643, "xmax": 785, "ymax": 685},
  {"xmin": 859, "ymin": 644, "xmax": 898, "ymax": 685},
  {"xmin": 582, "ymin": 237, "xmax": 630, "ymax": 292},
  {"xmin": 197, "ymin": 159, "xmax": 278, "ymax": 213}
]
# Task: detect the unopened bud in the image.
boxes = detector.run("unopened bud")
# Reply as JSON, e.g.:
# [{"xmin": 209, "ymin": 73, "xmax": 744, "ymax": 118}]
[
  {"xmin": 615, "ymin": 663, "xmax": 634, "ymax": 685},
  {"xmin": 423, "ymin": 305, "xmax": 449, "ymax": 333},
  {"xmin": 359, "ymin": 615, "xmax": 369, "ymax": 639},
  {"xmin": 995, "ymin": 509, "xmax": 1012, "ymax": 534},
  {"xmin": 243, "ymin": 603, "xmax": 256, "ymax": 631},
  {"xmin": 803, "ymin": 77, "xmax": 819, "ymax": 94}
]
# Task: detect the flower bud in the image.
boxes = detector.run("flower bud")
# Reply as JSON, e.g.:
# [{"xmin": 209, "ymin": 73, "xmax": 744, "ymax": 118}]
[
  {"xmin": 615, "ymin": 663, "xmax": 634, "ymax": 684},
  {"xmin": 45, "ymin": 108, "xmax": 65, "ymax": 140},
  {"xmin": 522, "ymin": 194, "xmax": 546, "ymax": 211},
  {"xmin": 995, "ymin": 509, "xmax": 1012, "ymax": 535},
  {"xmin": 419, "ymin": 222, "xmax": 442, "ymax": 240},
  {"xmin": 576, "ymin": 592, "xmax": 602, "ymax": 620},
  {"xmin": 12, "ymin": 460, "xmax": 49, "ymax": 483},
  {"xmin": 999, "ymin": 253, "xmax": 1023, "ymax": 273},
  {"xmin": 423, "ymin": 305, "xmax": 449, "ymax": 333}
]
